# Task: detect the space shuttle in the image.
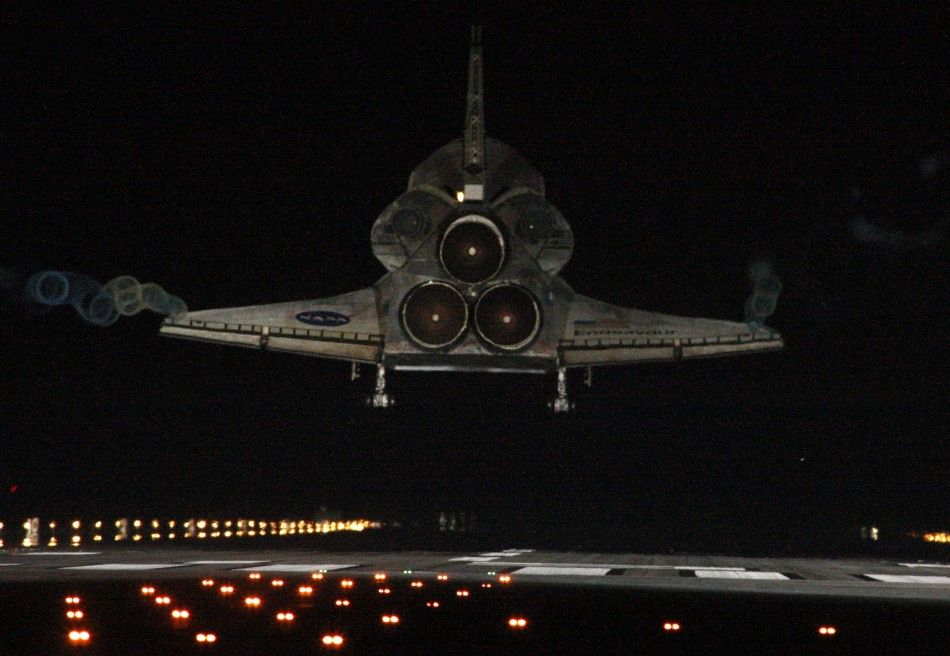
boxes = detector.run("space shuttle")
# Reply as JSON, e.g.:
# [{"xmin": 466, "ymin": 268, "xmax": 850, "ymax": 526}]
[{"xmin": 160, "ymin": 27, "xmax": 782, "ymax": 411}]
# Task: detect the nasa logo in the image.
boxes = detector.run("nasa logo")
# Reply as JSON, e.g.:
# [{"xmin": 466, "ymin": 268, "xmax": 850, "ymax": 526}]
[{"xmin": 295, "ymin": 310, "xmax": 351, "ymax": 327}]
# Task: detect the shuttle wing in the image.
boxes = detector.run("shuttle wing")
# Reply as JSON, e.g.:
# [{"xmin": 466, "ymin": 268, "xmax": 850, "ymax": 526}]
[
  {"xmin": 558, "ymin": 293, "xmax": 782, "ymax": 367},
  {"xmin": 159, "ymin": 287, "xmax": 383, "ymax": 364}
]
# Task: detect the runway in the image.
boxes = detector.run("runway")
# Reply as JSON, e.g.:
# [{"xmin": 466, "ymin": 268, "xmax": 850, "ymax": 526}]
[{"xmin": 1, "ymin": 548, "xmax": 947, "ymax": 602}]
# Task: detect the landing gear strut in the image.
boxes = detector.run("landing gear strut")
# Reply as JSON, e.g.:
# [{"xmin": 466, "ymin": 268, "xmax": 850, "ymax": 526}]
[
  {"xmin": 369, "ymin": 363, "xmax": 395, "ymax": 408},
  {"xmin": 548, "ymin": 366, "xmax": 574, "ymax": 413}
]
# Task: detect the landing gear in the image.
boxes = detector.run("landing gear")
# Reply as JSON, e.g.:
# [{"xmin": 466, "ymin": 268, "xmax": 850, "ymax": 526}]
[
  {"xmin": 548, "ymin": 366, "xmax": 574, "ymax": 413},
  {"xmin": 368, "ymin": 363, "xmax": 395, "ymax": 408}
]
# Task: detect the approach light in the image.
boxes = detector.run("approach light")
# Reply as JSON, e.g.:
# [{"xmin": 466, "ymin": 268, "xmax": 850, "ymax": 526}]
[
  {"xmin": 321, "ymin": 634, "xmax": 345, "ymax": 647},
  {"xmin": 340, "ymin": 579, "xmax": 354, "ymax": 588},
  {"xmin": 271, "ymin": 578, "xmax": 285, "ymax": 587},
  {"xmin": 67, "ymin": 630, "xmax": 91, "ymax": 643},
  {"xmin": 507, "ymin": 617, "xmax": 528, "ymax": 629},
  {"xmin": 243, "ymin": 596, "xmax": 262, "ymax": 608},
  {"xmin": 195, "ymin": 632, "xmax": 217, "ymax": 643},
  {"xmin": 66, "ymin": 610, "xmax": 84, "ymax": 619},
  {"xmin": 381, "ymin": 614, "xmax": 400, "ymax": 624},
  {"xmin": 436, "ymin": 574, "xmax": 448, "ymax": 581},
  {"xmin": 334, "ymin": 599, "xmax": 350, "ymax": 607},
  {"xmin": 377, "ymin": 587, "xmax": 391, "ymax": 594},
  {"xmin": 374, "ymin": 572, "xmax": 387, "ymax": 581},
  {"xmin": 311, "ymin": 573, "xmax": 324, "ymax": 580},
  {"xmin": 498, "ymin": 574, "xmax": 512, "ymax": 583},
  {"xmin": 218, "ymin": 585, "xmax": 234, "ymax": 595},
  {"xmin": 819, "ymin": 626, "xmax": 838, "ymax": 636},
  {"xmin": 201, "ymin": 579, "xmax": 215, "ymax": 587},
  {"xmin": 155, "ymin": 596, "xmax": 171, "ymax": 605},
  {"xmin": 171, "ymin": 609, "xmax": 191, "ymax": 619},
  {"xmin": 140, "ymin": 586, "xmax": 155, "ymax": 596},
  {"xmin": 248, "ymin": 572, "xmax": 261, "ymax": 580},
  {"xmin": 276, "ymin": 611, "xmax": 295, "ymax": 622},
  {"xmin": 298, "ymin": 585, "xmax": 314, "ymax": 595},
  {"xmin": 663, "ymin": 621, "xmax": 681, "ymax": 632},
  {"xmin": 65, "ymin": 596, "xmax": 81, "ymax": 604},
  {"xmin": 426, "ymin": 601, "xmax": 440, "ymax": 608},
  {"xmin": 455, "ymin": 589, "xmax": 470, "ymax": 597},
  {"xmin": 410, "ymin": 580, "xmax": 424, "ymax": 588}
]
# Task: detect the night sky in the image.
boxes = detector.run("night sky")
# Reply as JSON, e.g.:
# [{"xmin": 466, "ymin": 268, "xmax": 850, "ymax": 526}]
[{"xmin": 1, "ymin": 7, "xmax": 946, "ymax": 552}]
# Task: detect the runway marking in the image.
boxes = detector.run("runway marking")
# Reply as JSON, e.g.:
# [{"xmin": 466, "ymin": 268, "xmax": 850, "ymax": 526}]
[
  {"xmin": 898, "ymin": 563, "xmax": 950, "ymax": 569},
  {"xmin": 21, "ymin": 551, "xmax": 102, "ymax": 556},
  {"xmin": 466, "ymin": 561, "xmax": 746, "ymax": 571},
  {"xmin": 865, "ymin": 574, "xmax": 950, "ymax": 584},
  {"xmin": 233, "ymin": 564, "xmax": 358, "ymax": 572},
  {"xmin": 184, "ymin": 560, "xmax": 268, "ymax": 565},
  {"xmin": 0, "ymin": 564, "xmax": 20, "ymax": 567},
  {"xmin": 64, "ymin": 564, "xmax": 184, "ymax": 571},
  {"xmin": 513, "ymin": 566, "xmax": 611, "ymax": 576},
  {"xmin": 694, "ymin": 571, "xmax": 789, "ymax": 580},
  {"xmin": 451, "ymin": 556, "xmax": 499, "ymax": 562}
]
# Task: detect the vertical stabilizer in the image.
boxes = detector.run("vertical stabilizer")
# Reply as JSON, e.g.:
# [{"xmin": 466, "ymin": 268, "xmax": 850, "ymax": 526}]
[{"xmin": 462, "ymin": 26, "xmax": 485, "ymax": 201}]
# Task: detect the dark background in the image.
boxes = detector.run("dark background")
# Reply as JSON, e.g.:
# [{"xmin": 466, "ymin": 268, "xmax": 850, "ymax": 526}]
[{"xmin": 1, "ymin": 6, "xmax": 946, "ymax": 553}]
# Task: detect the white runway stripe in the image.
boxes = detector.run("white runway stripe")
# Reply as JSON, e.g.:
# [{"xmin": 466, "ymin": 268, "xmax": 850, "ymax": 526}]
[
  {"xmin": 64, "ymin": 564, "xmax": 183, "ymax": 571},
  {"xmin": 466, "ymin": 561, "xmax": 745, "ymax": 571},
  {"xmin": 22, "ymin": 551, "xmax": 101, "ymax": 556},
  {"xmin": 865, "ymin": 574, "xmax": 950, "ymax": 584},
  {"xmin": 694, "ymin": 571, "xmax": 789, "ymax": 580},
  {"xmin": 185, "ymin": 560, "xmax": 267, "ymax": 565},
  {"xmin": 233, "ymin": 564, "xmax": 357, "ymax": 572},
  {"xmin": 451, "ymin": 556, "xmax": 499, "ymax": 562},
  {"xmin": 898, "ymin": 563, "xmax": 950, "ymax": 569},
  {"xmin": 514, "ymin": 566, "xmax": 611, "ymax": 576}
]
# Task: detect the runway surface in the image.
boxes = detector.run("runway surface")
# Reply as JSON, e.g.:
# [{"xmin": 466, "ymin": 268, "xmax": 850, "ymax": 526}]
[{"xmin": 1, "ymin": 548, "xmax": 947, "ymax": 602}]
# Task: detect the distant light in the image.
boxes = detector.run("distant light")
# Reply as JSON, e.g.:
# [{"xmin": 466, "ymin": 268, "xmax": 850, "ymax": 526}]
[
  {"xmin": 71, "ymin": 520, "xmax": 80, "ymax": 530},
  {"xmin": 410, "ymin": 580, "xmax": 424, "ymax": 588},
  {"xmin": 374, "ymin": 572, "xmax": 387, "ymax": 581},
  {"xmin": 456, "ymin": 589, "xmax": 470, "ymax": 597},
  {"xmin": 819, "ymin": 626, "xmax": 837, "ymax": 636},
  {"xmin": 498, "ymin": 574, "xmax": 512, "ymax": 584},
  {"xmin": 481, "ymin": 582, "xmax": 493, "ymax": 588},
  {"xmin": 663, "ymin": 621, "xmax": 681, "ymax": 632},
  {"xmin": 456, "ymin": 191, "xmax": 465, "ymax": 203},
  {"xmin": 377, "ymin": 587, "xmax": 391, "ymax": 595},
  {"xmin": 436, "ymin": 574, "xmax": 448, "ymax": 581},
  {"xmin": 201, "ymin": 579, "xmax": 215, "ymax": 587},
  {"xmin": 402, "ymin": 570, "xmax": 413, "ymax": 574},
  {"xmin": 321, "ymin": 634, "xmax": 345, "ymax": 647},
  {"xmin": 507, "ymin": 617, "xmax": 528, "ymax": 629},
  {"xmin": 426, "ymin": 601, "xmax": 440, "ymax": 608}
]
